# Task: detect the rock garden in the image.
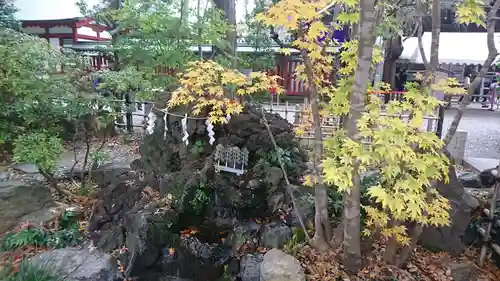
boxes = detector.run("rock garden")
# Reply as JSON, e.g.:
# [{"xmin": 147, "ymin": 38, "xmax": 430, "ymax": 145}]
[
  {"xmin": 1, "ymin": 104, "xmax": 500, "ymax": 281},
  {"xmin": 3, "ymin": 1, "xmax": 500, "ymax": 280}
]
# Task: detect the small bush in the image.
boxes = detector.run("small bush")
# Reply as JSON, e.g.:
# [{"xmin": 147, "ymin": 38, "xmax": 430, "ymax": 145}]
[
  {"xmin": 1, "ymin": 210, "xmax": 83, "ymax": 252},
  {"xmin": 1, "ymin": 228, "xmax": 48, "ymax": 251},
  {"xmin": 13, "ymin": 132, "xmax": 64, "ymax": 173}
]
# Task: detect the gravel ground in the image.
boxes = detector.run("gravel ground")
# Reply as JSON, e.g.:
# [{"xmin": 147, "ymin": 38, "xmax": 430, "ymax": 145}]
[
  {"xmin": 443, "ymin": 105, "xmax": 500, "ymax": 159},
  {"xmin": 261, "ymin": 102, "xmax": 500, "ymax": 159}
]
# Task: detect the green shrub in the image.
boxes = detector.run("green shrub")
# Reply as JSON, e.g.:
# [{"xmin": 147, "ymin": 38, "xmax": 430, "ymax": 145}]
[
  {"xmin": 1, "ymin": 210, "xmax": 83, "ymax": 252},
  {"xmin": 13, "ymin": 132, "xmax": 64, "ymax": 173}
]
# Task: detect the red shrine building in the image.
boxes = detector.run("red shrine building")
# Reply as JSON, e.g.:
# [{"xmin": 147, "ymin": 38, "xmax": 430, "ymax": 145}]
[
  {"xmin": 21, "ymin": 17, "xmax": 112, "ymax": 69},
  {"xmin": 16, "ymin": 0, "xmax": 112, "ymax": 69},
  {"xmin": 13, "ymin": 0, "xmax": 328, "ymax": 96},
  {"xmin": 21, "ymin": 17, "xmax": 110, "ymax": 49},
  {"xmin": 16, "ymin": 0, "xmax": 110, "ymax": 48}
]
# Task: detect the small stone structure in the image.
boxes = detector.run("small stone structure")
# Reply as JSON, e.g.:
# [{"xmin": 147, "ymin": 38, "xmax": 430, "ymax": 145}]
[{"xmin": 446, "ymin": 131, "xmax": 467, "ymax": 164}]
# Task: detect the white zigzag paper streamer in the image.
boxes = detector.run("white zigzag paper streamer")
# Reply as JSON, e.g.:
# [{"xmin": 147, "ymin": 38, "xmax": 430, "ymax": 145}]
[
  {"xmin": 163, "ymin": 109, "xmax": 168, "ymax": 139},
  {"xmin": 146, "ymin": 111, "xmax": 156, "ymax": 135},
  {"xmin": 225, "ymin": 114, "xmax": 231, "ymax": 123},
  {"xmin": 205, "ymin": 119, "xmax": 215, "ymax": 145},
  {"xmin": 181, "ymin": 113, "xmax": 189, "ymax": 145}
]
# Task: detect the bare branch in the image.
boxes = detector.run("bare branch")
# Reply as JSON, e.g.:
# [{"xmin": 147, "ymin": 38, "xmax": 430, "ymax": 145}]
[
  {"xmin": 403, "ymin": 20, "xmax": 419, "ymax": 42},
  {"xmin": 416, "ymin": 0, "xmax": 430, "ymax": 68},
  {"xmin": 443, "ymin": 0, "xmax": 500, "ymax": 145}
]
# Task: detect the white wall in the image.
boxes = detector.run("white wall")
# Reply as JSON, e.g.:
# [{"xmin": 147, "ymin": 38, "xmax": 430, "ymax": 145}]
[
  {"xmin": 49, "ymin": 38, "xmax": 60, "ymax": 48},
  {"xmin": 100, "ymin": 31, "xmax": 111, "ymax": 39},
  {"xmin": 77, "ymin": 26, "xmax": 97, "ymax": 37},
  {"xmin": 23, "ymin": 26, "xmax": 45, "ymax": 34},
  {"xmin": 49, "ymin": 26, "xmax": 72, "ymax": 34}
]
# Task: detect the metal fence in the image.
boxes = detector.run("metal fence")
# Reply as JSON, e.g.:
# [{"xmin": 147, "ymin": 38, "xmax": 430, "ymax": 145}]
[
  {"xmin": 105, "ymin": 96, "xmax": 441, "ymax": 150},
  {"xmin": 259, "ymin": 100, "xmax": 440, "ymax": 149},
  {"xmin": 105, "ymin": 98, "xmax": 153, "ymax": 135}
]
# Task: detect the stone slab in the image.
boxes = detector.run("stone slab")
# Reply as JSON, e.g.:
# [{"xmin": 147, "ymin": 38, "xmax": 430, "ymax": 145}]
[{"xmin": 463, "ymin": 156, "xmax": 499, "ymax": 173}]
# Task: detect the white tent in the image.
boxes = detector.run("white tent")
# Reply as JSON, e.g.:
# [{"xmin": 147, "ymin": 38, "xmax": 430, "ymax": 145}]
[{"xmin": 400, "ymin": 32, "xmax": 500, "ymax": 65}]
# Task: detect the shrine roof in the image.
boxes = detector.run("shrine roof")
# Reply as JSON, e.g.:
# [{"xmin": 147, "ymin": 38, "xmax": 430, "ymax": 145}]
[{"xmin": 22, "ymin": 17, "xmax": 85, "ymax": 25}]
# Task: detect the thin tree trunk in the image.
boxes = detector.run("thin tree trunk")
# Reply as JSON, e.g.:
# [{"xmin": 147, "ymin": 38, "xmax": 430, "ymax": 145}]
[
  {"xmin": 342, "ymin": 0, "xmax": 377, "ymax": 273},
  {"xmin": 443, "ymin": 0, "xmax": 500, "ymax": 145},
  {"xmin": 381, "ymin": 36, "xmax": 403, "ymax": 90},
  {"xmin": 109, "ymin": 0, "xmax": 122, "ymax": 71},
  {"xmin": 197, "ymin": 0, "xmax": 203, "ymax": 59},
  {"xmin": 298, "ymin": 27, "xmax": 331, "ymax": 252},
  {"xmin": 181, "ymin": 0, "xmax": 189, "ymax": 26},
  {"xmin": 214, "ymin": 0, "xmax": 237, "ymax": 66},
  {"xmin": 395, "ymin": 0, "xmax": 442, "ymax": 268},
  {"xmin": 427, "ymin": 0, "xmax": 440, "ymax": 76}
]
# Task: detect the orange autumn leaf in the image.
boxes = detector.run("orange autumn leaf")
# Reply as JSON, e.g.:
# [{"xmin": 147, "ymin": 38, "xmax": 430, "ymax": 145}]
[
  {"xmin": 169, "ymin": 247, "xmax": 175, "ymax": 256},
  {"xmin": 256, "ymin": 247, "xmax": 267, "ymax": 253}
]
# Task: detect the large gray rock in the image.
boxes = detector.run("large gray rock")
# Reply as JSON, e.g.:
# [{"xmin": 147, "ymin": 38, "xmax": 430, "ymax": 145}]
[
  {"xmin": 0, "ymin": 171, "xmax": 9, "ymax": 182},
  {"xmin": 419, "ymin": 164, "xmax": 473, "ymax": 257},
  {"xmin": 226, "ymin": 221, "xmax": 261, "ymax": 252},
  {"xmin": 30, "ymin": 248, "xmax": 118, "ymax": 281},
  {"xmin": 240, "ymin": 253, "xmax": 264, "ymax": 281},
  {"xmin": 11, "ymin": 163, "xmax": 39, "ymax": 174},
  {"xmin": 458, "ymin": 172, "xmax": 482, "ymax": 188},
  {"xmin": 0, "ymin": 180, "xmax": 55, "ymax": 234},
  {"xmin": 259, "ymin": 222, "xmax": 292, "ymax": 249},
  {"xmin": 290, "ymin": 193, "xmax": 315, "ymax": 228},
  {"xmin": 260, "ymin": 249, "xmax": 305, "ymax": 281}
]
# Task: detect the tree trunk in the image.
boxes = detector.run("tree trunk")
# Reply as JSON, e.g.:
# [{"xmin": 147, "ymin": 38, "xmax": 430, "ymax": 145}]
[
  {"xmin": 381, "ymin": 36, "xmax": 403, "ymax": 89},
  {"xmin": 108, "ymin": 0, "xmax": 122, "ymax": 71},
  {"xmin": 427, "ymin": 0, "xmax": 440, "ymax": 77},
  {"xmin": 214, "ymin": 0, "xmax": 237, "ymax": 66},
  {"xmin": 299, "ymin": 46, "xmax": 332, "ymax": 253},
  {"xmin": 443, "ymin": 0, "xmax": 500, "ymax": 145},
  {"xmin": 181, "ymin": 0, "xmax": 189, "ymax": 26},
  {"xmin": 342, "ymin": 0, "xmax": 377, "ymax": 273}
]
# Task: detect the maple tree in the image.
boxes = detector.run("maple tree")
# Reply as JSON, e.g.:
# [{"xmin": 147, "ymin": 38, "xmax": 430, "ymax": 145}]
[
  {"xmin": 255, "ymin": 0, "xmax": 492, "ymax": 272},
  {"xmin": 168, "ymin": 60, "xmax": 283, "ymax": 123}
]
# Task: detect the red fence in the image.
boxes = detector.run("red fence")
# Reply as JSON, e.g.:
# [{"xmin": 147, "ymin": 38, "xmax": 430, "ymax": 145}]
[{"xmin": 83, "ymin": 55, "xmax": 406, "ymax": 99}]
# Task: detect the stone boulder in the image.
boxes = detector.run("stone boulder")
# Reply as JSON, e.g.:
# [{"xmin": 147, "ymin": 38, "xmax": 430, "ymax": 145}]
[
  {"xmin": 290, "ymin": 192, "xmax": 315, "ymax": 228},
  {"xmin": 157, "ymin": 236, "xmax": 231, "ymax": 281},
  {"xmin": 0, "ymin": 171, "xmax": 9, "ymax": 182},
  {"xmin": 458, "ymin": 171, "xmax": 482, "ymax": 188},
  {"xmin": 478, "ymin": 167, "xmax": 499, "ymax": 188},
  {"xmin": 29, "ymin": 247, "xmax": 119, "ymax": 281},
  {"xmin": 225, "ymin": 221, "xmax": 261, "ymax": 252},
  {"xmin": 458, "ymin": 168, "xmax": 500, "ymax": 189},
  {"xmin": 240, "ymin": 253, "xmax": 264, "ymax": 281},
  {"xmin": 419, "ymin": 164, "xmax": 475, "ymax": 257},
  {"xmin": 259, "ymin": 222, "xmax": 292, "ymax": 249},
  {"xmin": 0, "ymin": 180, "xmax": 55, "ymax": 234},
  {"xmin": 260, "ymin": 249, "xmax": 305, "ymax": 281},
  {"xmin": 448, "ymin": 262, "xmax": 478, "ymax": 281}
]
